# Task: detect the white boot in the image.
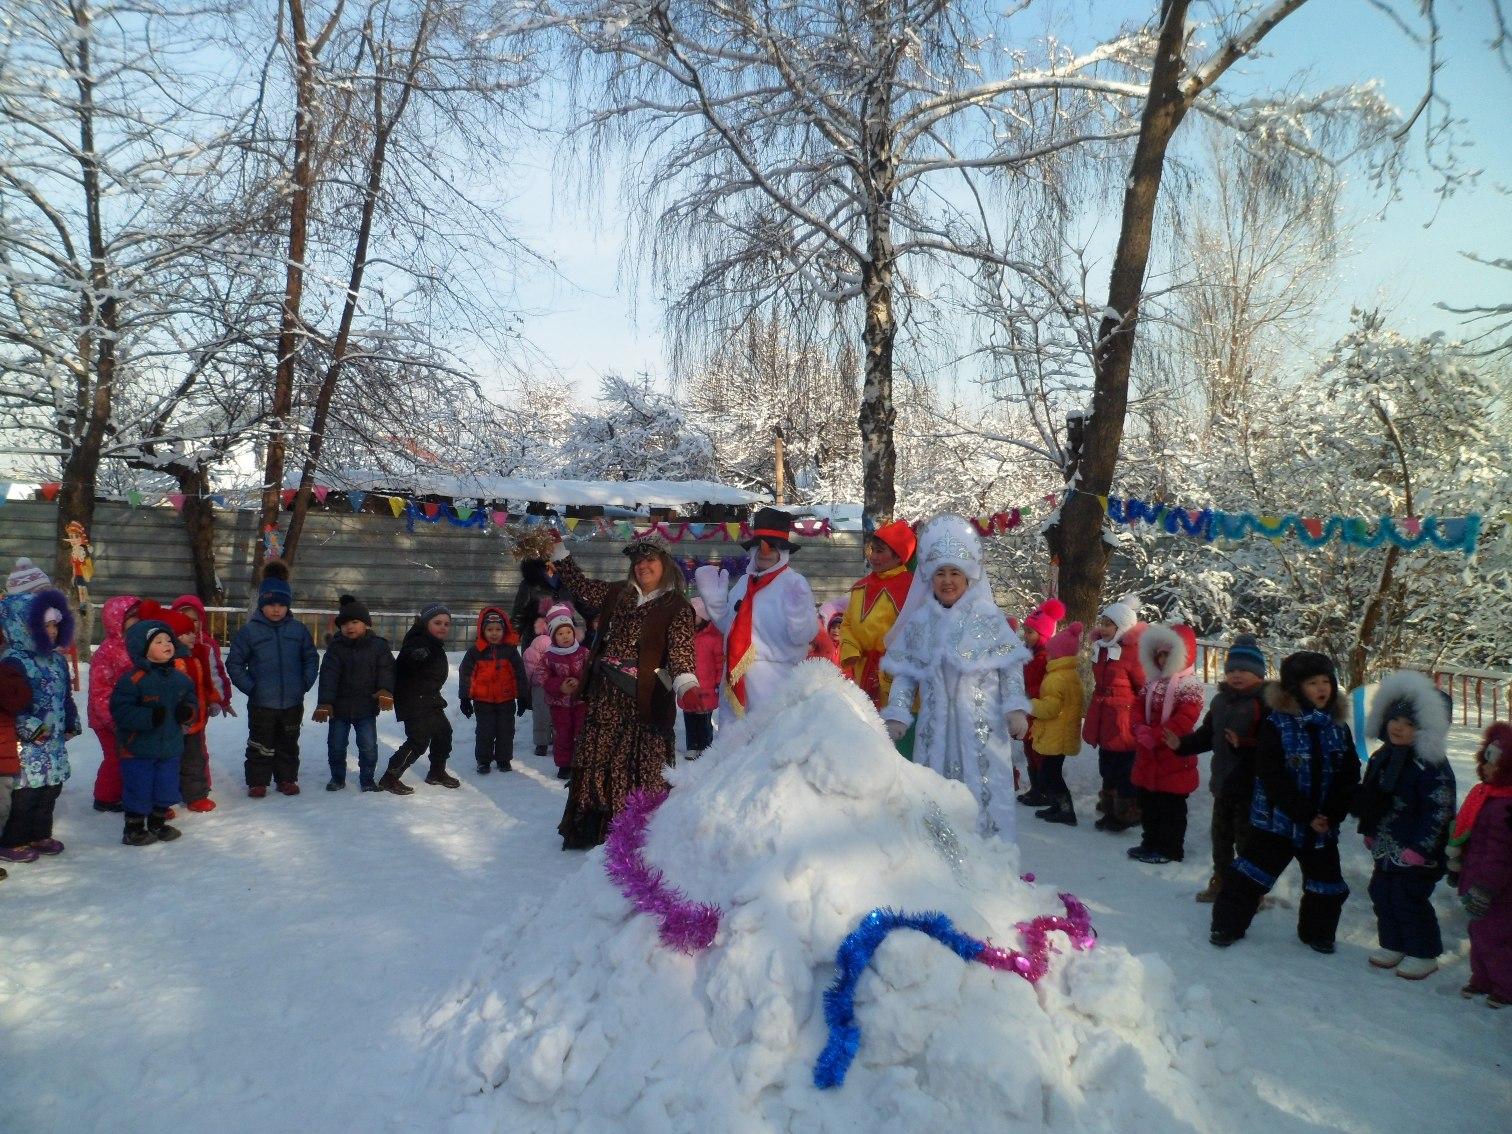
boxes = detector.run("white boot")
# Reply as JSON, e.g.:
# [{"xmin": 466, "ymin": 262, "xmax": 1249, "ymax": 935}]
[
  {"xmin": 1395, "ymin": 956, "xmax": 1439, "ymax": 981},
  {"xmin": 1368, "ymin": 948, "xmax": 1405, "ymax": 969}
]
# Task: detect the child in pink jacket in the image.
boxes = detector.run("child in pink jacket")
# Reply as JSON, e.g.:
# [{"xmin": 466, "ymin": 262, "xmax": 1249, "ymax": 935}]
[
  {"xmin": 87, "ymin": 595, "xmax": 141, "ymax": 812},
  {"xmin": 540, "ymin": 605, "xmax": 588, "ymax": 778},
  {"xmin": 680, "ymin": 598, "xmax": 723, "ymax": 760}
]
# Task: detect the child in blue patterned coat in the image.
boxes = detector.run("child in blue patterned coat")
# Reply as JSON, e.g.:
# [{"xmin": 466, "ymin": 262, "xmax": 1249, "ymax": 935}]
[
  {"xmin": 1210, "ymin": 651, "xmax": 1360, "ymax": 953},
  {"xmin": 1354, "ymin": 671, "xmax": 1457, "ymax": 980}
]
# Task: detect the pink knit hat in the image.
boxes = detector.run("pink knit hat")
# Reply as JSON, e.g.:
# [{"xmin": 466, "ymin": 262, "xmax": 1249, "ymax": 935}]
[
  {"xmin": 1022, "ymin": 598, "xmax": 1066, "ymax": 641},
  {"xmin": 1046, "ymin": 622, "xmax": 1083, "ymax": 660},
  {"xmin": 545, "ymin": 603, "xmax": 576, "ymax": 636}
]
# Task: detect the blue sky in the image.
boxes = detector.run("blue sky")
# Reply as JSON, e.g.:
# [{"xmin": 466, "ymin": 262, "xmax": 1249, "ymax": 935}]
[{"xmin": 500, "ymin": 1, "xmax": 1512, "ymax": 394}]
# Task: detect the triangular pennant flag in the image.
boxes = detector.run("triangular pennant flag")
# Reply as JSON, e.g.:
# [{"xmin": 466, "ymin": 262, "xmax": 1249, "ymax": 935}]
[
  {"xmin": 1302, "ymin": 517, "xmax": 1324, "ymax": 540},
  {"xmin": 280, "ymin": 488, "xmax": 297, "ymax": 508},
  {"xmin": 388, "ymin": 496, "xmax": 405, "ymax": 518},
  {"xmin": 167, "ymin": 493, "xmax": 186, "ymax": 512},
  {"xmin": 454, "ymin": 505, "xmax": 474, "ymax": 522},
  {"xmin": 724, "ymin": 521, "xmax": 742, "ymax": 541},
  {"xmin": 617, "ymin": 521, "xmax": 634, "ymax": 539},
  {"xmin": 348, "ymin": 490, "xmax": 367, "ymax": 513},
  {"xmin": 1402, "ymin": 516, "xmax": 1422, "ymax": 537},
  {"xmin": 1097, "ymin": 495, "xmax": 1109, "ymax": 514},
  {"xmin": 209, "ymin": 494, "xmax": 227, "ymax": 508},
  {"xmin": 0, "ymin": 481, "xmax": 11, "ymax": 503},
  {"xmin": 40, "ymin": 482, "xmax": 61, "ymax": 501},
  {"xmin": 422, "ymin": 502, "xmax": 440, "ymax": 519},
  {"xmin": 687, "ymin": 522, "xmax": 704, "ymax": 539},
  {"xmin": 126, "ymin": 489, "xmax": 143, "ymax": 508},
  {"xmin": 312, "ymin": 485, "xmax": 329, "ymax": 504},
  {"xmin": 491, "ymin": 510, "xmax": 509, "ymax": 527},
  {"xmin": 565, "ymin": 517, "xmax": 580, "ymax": 531}
]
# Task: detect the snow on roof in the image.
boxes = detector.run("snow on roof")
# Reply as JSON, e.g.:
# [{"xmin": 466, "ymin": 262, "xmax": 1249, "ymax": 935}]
[{"xmin": 285, "ymin": 470, "xmax": 767, "ymax": 508}]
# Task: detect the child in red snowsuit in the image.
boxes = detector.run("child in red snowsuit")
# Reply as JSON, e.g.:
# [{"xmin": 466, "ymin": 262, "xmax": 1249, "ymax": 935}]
[
  {"xmin": 681, "ymin": 598, "xmax": 724, "ymax": 759},
  {"xmin": 173, "ymin": 595, "xmax": 233, "ymax": 720},
  {"xmin": 1084, "ymin": 594, "xmax": 1146, "ymax": 833},
  {"xmin": 1451, "ymin": 722, "xmax": 1512, "ymax": 1007},
  {"xmin": 87, "ymin": 595, "xmax": 141, "ymax": 811},
  {"xmin": 166, "ymin": 606, "xmax": 221, "ymax": 811},
  {"xmin": 540, "ymin": 606, "xmax": 588, "ymax": 775},
  {"xmin": 1129, "ymin": 623, "xmax": 1205, "ymax": 864}
]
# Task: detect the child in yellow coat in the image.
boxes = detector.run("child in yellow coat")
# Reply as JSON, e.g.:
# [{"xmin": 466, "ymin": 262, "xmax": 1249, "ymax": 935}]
[{"xmin": 1030, "ymin": 622, "xmax": 1086, "ymax": 826}]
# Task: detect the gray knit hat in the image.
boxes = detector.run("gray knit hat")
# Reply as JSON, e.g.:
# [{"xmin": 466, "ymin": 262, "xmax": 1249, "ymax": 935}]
[{"xmin": 1225, "ymin": 635, "xmax": 1267, "ymax": 678}]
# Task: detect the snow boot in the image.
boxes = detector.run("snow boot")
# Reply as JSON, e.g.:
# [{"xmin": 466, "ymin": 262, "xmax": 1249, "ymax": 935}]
[
  {"xmin": 1368, "ymin": 948, "xmax": 1405, "ymax": 970},
  {"xmin": 534, "ymin": 744, "xmax": 548, "ymax": 758},
  {"xmin": 475, "ymin": 763, "xmax": 492, "ymax": 775},
  {"xmin": 426, "ymin": 768, "xmax": 461, "ymax": 789},
  {"xmin": 1488, "ymin": 994, "xmax": 1508, "ymax": 1009},
  {"xmin": 1195, "ymin": 875, "xmax": 1222, "ymax": 903},
  {"xmin": 1304, "ymin": 939, "xmax": 1336, "ymax": 955},
  {"xmin": 148, "ymin": 811, "xmax": 182, "ymax": 842},
  {"xmin": 1129, "ymin": 847, "xmax": 1173, "ymax": 865},
  {"xmin": 1017, "ymin": 790, "xmax": 1050, "ymax": 807},
  {"xmin": 1395, "ymin": 956, "xmax": 1439, "ymax": 981},
  {"xmin": 1095, "ymin": 789, "xmax": 1112, "ymax": 815},
  {"xmin": 248, "ymin": 785, "xmax": 267, "ymax": 798},
  {"xmin": 122, "ymin": 815, "xmax": 158, "ymax": 847},
  {"xmin": 0, "ymin": 845, "xmax": 40, "ymax": 864},
  {"xmin": 93, "ymin": 799, "xmax": 124, "ymax": 813},
  {"xmin": 378, "ymin": 772, "xmax": 413, "ymax": 796},
  {"xmin": 187, "ymin": 798, "xmax": 216, "ymax": 812},
  {"xmin": 326, "ymin": 780, "xmax": 346, "ymax": 792},
  {"xmin": 0, "ymin": 866, "xmax": 6, "ymax": 881},
  {"xmin": 499, "ymin": 760, "xmax": 513, "ymax": 772},
  {"xmin": 557, "ymin": 767, "xmax": 571, "ymax": 780},
  {"xmin": 1209, "ymin": 929, "xmax": 1242, "ymax": 948},
  {"xmin": 1035, "ymin": 796, "xmax": 1078, "ymax": 826},
  {"xmin": 1101, "ymin": 797, "xmax": 1139, "ymax": 834},
  {"xmin": 30, "ymin": 838, "xmax": 64, "ymax": 855},
  {"xmin": 360, "ymin": 781, "xmax": 380, "ymax": 793},
  {"xmin": 276, "ymin": 782, "xmax": 301, "ymax": 796},
  {"xmin": 1461, "ymin": 982, "xmax": 1488, "ymax": 999}
]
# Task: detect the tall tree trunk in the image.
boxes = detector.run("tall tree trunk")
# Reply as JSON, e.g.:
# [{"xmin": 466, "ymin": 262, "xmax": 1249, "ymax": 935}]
[
  {"xmin": 256, "ymin": 0, "xmax": 323, "ymax": 582},
  {"xmin": 1046, "ymin": 0, "xmax": 1194, "ymax": 626},
  {"xmin": 858, "ymin": 251, "xmax": 897, "ymax": 525},
  {"xmin": 178, "ymin": 466, "xmax": 223, "ymax": 603},
  {"xmin": 286, "ymin": 11, "xmax": 429, "ymax": 562}
]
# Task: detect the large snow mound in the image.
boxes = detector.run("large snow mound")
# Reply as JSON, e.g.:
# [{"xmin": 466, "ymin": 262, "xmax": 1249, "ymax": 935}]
[{"xmin": 427, "ymin": 664, "xmax": 1240, "ymax": 1132}]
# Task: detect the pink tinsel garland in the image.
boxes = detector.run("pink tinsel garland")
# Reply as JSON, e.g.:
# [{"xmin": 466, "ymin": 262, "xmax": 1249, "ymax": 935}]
[{"xmin": 603, "ymin": 787, "xmax": 722, "ymax": 953}]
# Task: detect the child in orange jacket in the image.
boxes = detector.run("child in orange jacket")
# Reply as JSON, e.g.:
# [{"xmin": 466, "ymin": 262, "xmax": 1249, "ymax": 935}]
[
  {"xmin": 165, "ymin": 607, "xmax": 220, "ymax": 812},
  {"xmin": 459, "ymin": 607, "xmax": 528, "ymax": 775}
]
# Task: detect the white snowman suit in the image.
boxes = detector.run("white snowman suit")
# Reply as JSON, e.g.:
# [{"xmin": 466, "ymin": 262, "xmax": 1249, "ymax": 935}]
[
  {"xmin": 694, "ymin": 552, "xmax": 817, "ymax": 728},
  {"xmin": 881, "ymin": 516, "xmax": 1031, "ymax": 841}
]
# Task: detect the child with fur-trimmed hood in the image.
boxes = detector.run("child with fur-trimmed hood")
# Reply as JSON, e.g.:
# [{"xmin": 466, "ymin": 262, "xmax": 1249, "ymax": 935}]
[
  {"xmin": 1210, "ymin": 651, "xmax": 1360, "ymax": 953},
  {"xmin": 1128, "ymin": 623, "xmax": 1206, "ymax": 864},
  {"xmin": 1353, "ymin": 671, "xmax": 1457, "ymax": 980}
]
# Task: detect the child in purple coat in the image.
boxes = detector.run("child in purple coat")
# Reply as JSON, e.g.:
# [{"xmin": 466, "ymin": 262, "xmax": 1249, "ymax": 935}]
[
  {"xmin": 1450, "ymin": 722, "xmax": 1512, "ymax": 1008},
  {"xmin": 540, "ymin": 605, "xmax": 589, "ymax": 780}
]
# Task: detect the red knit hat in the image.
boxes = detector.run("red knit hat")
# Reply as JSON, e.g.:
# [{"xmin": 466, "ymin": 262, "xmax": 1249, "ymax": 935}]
[
  {"xmin": 871, "ymin": 520, "xmax": 917, "ymax": 564},
  {"xmin": 1046, "ymin": 621, "xmax": 1083, "ymax": 660},
  {"xmin": 1023, "ymin": 598, "xmax": 1066, "ymax": 642},
  {"xmin": 162, "ymin": 609, "xmax": 196, "ymax": 638}
]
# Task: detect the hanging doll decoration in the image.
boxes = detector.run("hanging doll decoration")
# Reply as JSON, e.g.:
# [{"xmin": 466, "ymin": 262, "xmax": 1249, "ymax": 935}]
[{"xmin": 62, "ymin": 521, "xmax": 93, "ymax": 607}]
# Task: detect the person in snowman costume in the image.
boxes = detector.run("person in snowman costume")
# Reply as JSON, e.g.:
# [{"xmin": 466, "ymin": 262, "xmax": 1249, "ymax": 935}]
[
  {"xmin": 694, "ymin": 508, "xmax": 818, "ymax": 728},
  {"xmin": 880, "ymin": 515, "xmax": 1032, "ymax": 840}
]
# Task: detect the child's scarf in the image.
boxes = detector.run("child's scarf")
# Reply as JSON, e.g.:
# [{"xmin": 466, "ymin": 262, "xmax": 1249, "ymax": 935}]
[{"xmin": 1449, "ymin": 782, "xmax": 1512, "ymax": 846}]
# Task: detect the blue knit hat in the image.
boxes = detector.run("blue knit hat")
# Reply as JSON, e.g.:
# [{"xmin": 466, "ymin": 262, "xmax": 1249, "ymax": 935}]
[
  {"xmin": 258, "ymin": 576, "xmax": 293, "ymax": 607},
  {"xmin": 1225, "ymin": 635, "xmax": 1267, "ymax": 678}
]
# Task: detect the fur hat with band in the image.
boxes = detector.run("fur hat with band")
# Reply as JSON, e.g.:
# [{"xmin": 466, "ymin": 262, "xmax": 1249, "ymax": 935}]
[
  {"xmin": 1099, "ymin": 593, "xmax": 1140, "ymax": 638},
  {"xmin": 1023, "ymin": 598, "xmax": 1066, "ymax": 642},
  {"xmin": 1045, "ymin": 622, "xmax": 1083, "ymax": 661},
  {"xmin": 7, "ymin": 557, "xmax": 51, "ymax": 595},
  {"xmin": 870, "ymin": 519, "xmax": 917, "ymax": 564},
  {"xmin": 1139, "ymin": 623, "xmax": 1197, "ymax": 680},
  {"xmin": 1225, "ymin": 635, "xmax": 1267, "ymax": 678},
  {"xmin": 742, "ymin": 507, "xmax": 799, "ymax": 553},
  {"xmin": 1367, "ymin": 670, "xmax": 1452, "ymax": 761},
  {"xmin": 1279, "ymin": 651, "xmax": 1337, "ymax": 703},
  {"xmin": 335, "ymin": 594, "xmax": 372, "ymax": 627}
]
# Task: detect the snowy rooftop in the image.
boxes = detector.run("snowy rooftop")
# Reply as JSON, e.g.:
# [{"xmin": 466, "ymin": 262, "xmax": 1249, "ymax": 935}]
[{"xmin": 278, "ymin": 471, "xmax": 769, "ymax": 508}]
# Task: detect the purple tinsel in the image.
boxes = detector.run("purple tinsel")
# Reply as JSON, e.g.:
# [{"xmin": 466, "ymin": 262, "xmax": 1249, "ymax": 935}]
[{"xmin": 603, "ymin": 787, "xmax": 722, "ymax": 953}]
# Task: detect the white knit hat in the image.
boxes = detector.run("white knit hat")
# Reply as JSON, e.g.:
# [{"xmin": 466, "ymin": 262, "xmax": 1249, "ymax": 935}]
[
  {"xmin": 6, "ymin": 557, "xmax": 51, "ymax": 595},
  {"xmin": 1099, "ymin": 593, "xmax": 1141, "ymax": 637}
]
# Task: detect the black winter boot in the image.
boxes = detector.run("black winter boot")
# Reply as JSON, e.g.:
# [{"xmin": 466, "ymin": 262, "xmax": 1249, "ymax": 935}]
[
  {"xmin": 1036, "ymin": 795, "xmax": 1078, "ymax": 826},
  {"xmin": 122, "ymin": 815, "xmax": 158, "ymax": 847},
  {"xmin": 148, "ymin": 810, "xmax": 182, "ymax": 842},
  {"xmin": 378, "ymin": 771, "xmax": 413, "ymax": 796},
  {"xmin": 425, "ymin": 766, "xmax": 461, "ymax": 789}
]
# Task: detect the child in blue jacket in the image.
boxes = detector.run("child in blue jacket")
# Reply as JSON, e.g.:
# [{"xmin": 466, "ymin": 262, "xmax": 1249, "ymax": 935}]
[
  {"xmin": 1354, "ymin": 671, "xmax": 1457, "ymax": 981},
  {"xmin": 110, "ymin": 619, "xmax": 197, "ymax": 846},
  {"xmin": 227, "ymin": 573, "xmax": 318, "ymax": 797}
]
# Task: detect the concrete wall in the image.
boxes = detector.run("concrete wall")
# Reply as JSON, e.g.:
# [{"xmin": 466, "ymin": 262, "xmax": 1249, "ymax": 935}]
[{"xmin": 0, "ymin": 502, "xmax": 868, "ymax": 637}]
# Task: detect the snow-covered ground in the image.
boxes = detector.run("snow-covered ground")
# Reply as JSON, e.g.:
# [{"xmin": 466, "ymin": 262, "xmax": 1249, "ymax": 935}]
[{"xmin": 1, "ymin": 660, "xmax": 1506, "ymax": 1133}]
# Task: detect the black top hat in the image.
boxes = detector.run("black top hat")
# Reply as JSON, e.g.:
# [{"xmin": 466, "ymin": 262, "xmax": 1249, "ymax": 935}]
[{"xmin": 742, "ymin": 507, "xmax": 800, "ymax": 552}]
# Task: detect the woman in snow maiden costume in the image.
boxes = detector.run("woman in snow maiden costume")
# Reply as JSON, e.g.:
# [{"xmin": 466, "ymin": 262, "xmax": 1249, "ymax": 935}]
[
  {"xmin": 0, "ymin": 576, "xmax": 80, "ymax": 855},
  {"xmin": 694, "ymin": 508, "xmax": 818, "ymax": 726},
  {"xmin": 549, "ymin": 536, "xmax": 699, "ymax": 850},
  {"xmin": 880, "ymin": 515, "xmax": 1031, "ymax": 841},
  {"xmin": 1210, "ymin": 651, "xmax": 1360, "ymax": 952},
  {"xmin": 1352, "ymin": 671, "xmax": 1456, "ymax": 980},
  {"xmin": 1083, "ymin": 594, "xmax": 1146, "ymax": 834},
  {"xmin": 1449, "ymin": 722, "xmax": 1512, "ymax": 1007}
]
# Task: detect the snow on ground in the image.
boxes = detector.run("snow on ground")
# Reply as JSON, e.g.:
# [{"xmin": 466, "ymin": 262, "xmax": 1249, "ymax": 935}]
[{"xmin": 0, "ymin": 660, "xmax": 1507, "ymax": 1134}]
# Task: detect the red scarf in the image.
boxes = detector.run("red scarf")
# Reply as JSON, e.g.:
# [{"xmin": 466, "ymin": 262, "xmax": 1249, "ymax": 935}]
[
  {"xmin": 724, "ymin": 565, "xmax": 787, "ymax": 716},
  {"xmin": 1450, "ymin": 782, "xmax": 1512, "ymax": 846}
]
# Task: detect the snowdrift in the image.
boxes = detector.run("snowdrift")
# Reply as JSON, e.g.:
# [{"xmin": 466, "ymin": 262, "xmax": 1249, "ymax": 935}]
[{"xmin": 428, "ymin": 664, "xmax": 1240, "ymax": 1133}]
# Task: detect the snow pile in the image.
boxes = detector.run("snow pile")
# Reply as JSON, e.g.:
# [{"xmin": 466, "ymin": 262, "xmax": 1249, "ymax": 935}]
[{"xmin": 429, "ymin": 664, "xmax": 1240, "ymax": 1132}]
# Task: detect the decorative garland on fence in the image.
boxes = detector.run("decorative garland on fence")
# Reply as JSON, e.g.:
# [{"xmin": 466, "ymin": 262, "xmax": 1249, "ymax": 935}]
[
  {"xmin": 603, "ymin": 788, "xmax": 722, "ymax": 954},
  {"xmin": 1101, "ymin": 494, "xmax": 1482, "ymax": 557},
  {"xmin": 813, "ymin": 895, "xmax": 1097, "ymax": 1090}
]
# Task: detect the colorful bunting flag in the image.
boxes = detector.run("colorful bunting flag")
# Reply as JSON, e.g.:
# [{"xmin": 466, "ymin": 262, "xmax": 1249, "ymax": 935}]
[
  {"xmin": 167, "ymin": 493, "xmax": 186, "ymax": 512},
  {"xmin": 388, "ymin": 496, "xmax": 405, "ymax": 518},
  {"xmin": 126, "ymin": 489, "xmax": 143, "ymax": 508},
  {"xmin": 312, "ymin": 485, "xmax": 329, "ymax": 504},
  {"xmin": 40, "ymin": 482, "xmax": 60, "ymax": 501},
  {"xmin": 348, "ymin": 491, "xmax": 367, "ymax": 513}
]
